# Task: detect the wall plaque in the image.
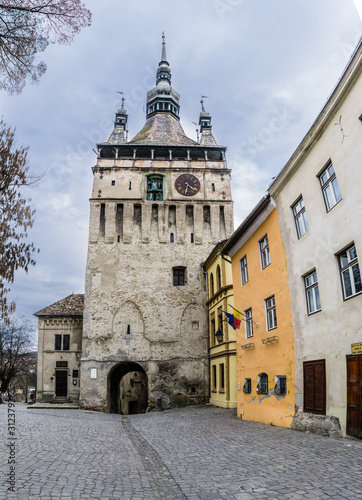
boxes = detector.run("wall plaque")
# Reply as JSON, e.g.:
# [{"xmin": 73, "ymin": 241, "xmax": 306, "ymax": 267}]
[{"xmin": 351, "ymin": 342, "xmax": 362, "ymax": 355}]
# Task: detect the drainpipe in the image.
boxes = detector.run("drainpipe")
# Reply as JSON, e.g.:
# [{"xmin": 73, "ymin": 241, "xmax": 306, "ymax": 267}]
[{"xmin": 201, "ymin": 263, "xmax": 210, "ymax": 402}]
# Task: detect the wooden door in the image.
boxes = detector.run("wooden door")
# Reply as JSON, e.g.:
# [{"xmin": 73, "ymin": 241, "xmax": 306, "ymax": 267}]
[
  {"xmin": 303, "ymin": 359, "xmax": 326, "ymax": 414},
  {"xmin": 347, "ymin": 355, "xmax": 362, "ymax": 438},
  {"xmin": 55, "ymin": 370, "xmax": 68, "ymax": 397}
]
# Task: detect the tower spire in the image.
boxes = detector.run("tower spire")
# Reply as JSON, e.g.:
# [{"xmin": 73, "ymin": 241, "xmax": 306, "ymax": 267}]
[{"xmin": 161, "ymin": 32, "xmax": 168, "ymax": 63}]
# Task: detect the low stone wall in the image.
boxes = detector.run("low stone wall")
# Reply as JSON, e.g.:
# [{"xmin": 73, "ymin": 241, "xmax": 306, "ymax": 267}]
[{"xmin": 291, "ymin": 407, "xmax": 343, "ymax": 438}]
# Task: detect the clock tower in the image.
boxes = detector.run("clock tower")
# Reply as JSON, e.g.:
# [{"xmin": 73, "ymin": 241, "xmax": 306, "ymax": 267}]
[{"xmin": 80, "ymin": 36, "xmax": 234, "ymax": 412}]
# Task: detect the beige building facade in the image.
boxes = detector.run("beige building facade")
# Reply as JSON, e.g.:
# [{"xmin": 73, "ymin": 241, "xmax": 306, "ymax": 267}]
[
  {"xmin": 35, "ymin": 295, "xmax": 83, "ymax": 402},
  {"xmin": 204, "ymin": 241, "xmax": 237, "ymax": 408}
]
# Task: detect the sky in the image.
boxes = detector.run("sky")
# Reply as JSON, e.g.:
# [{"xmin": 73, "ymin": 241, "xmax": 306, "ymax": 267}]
[{"xmin": 1, "ymin": 0, "xmax": 361, "ymax": 327}]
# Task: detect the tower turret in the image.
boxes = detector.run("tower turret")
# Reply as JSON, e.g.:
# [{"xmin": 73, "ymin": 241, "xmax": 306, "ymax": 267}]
[
  {"xmin": 107, "ymin": 97, "xmax": 128, "ymax": 144},
  {"xmin": 198, "ymin": 99, "xmax": 218, "ymax": 146}
]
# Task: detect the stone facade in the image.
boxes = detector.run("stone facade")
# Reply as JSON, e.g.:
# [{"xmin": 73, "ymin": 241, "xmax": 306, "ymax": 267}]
[{"xmin": 80, "ymin": 38, "xmax": 234, "ymax": 412}]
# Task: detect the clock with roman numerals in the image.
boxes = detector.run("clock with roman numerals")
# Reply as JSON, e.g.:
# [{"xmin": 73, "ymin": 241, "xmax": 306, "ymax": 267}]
[{"xmin": 175, "ymin": 174, "xmax": 201, "ymax": 196}]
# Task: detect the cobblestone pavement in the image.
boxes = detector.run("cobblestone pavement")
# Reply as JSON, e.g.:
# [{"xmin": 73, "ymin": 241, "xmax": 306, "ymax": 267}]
[{"xmin": 1, "ymin": 404, "xmax": 362, "ymax": 500}]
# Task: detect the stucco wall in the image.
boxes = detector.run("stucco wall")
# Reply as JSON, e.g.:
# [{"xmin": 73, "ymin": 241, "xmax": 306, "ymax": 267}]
[
  {"xmin": 230, "ymin": 208, "xmax": 296, "ymax": 427},
  {"xmin": 270, "ymin": 65, "xmax": 362, "ymax": 434}
]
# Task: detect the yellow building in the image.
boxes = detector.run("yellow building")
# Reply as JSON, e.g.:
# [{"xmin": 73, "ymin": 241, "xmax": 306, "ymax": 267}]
[
  {"xmin": 203, "ymin": 241, "xmax": 237, "ymax": 408},
  {"xmin": 221, "ymin": 196, "xmax": 295, "ymax": 427}
]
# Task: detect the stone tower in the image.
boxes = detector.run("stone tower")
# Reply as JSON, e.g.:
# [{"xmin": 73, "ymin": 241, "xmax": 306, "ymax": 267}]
[{"xmin": 80, "ymin": 36, "xmax": 234, "ymax": 413}]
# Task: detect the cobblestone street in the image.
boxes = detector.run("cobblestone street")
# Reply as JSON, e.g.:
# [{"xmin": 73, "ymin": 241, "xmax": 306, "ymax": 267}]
[{"xmin": 1, "ymin": 404, "xmax": 362, "ymax": 499}]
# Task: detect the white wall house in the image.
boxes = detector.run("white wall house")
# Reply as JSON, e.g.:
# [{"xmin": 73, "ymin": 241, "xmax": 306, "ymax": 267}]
[{"xmin": 269, "ymin": 38, "xmax": 362, "ymax": 437}]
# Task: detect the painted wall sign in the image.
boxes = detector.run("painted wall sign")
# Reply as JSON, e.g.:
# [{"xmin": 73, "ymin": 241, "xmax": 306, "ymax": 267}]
[{"xmin": 351, "ymin": 342, "xmax": 362, "ymax": 355}]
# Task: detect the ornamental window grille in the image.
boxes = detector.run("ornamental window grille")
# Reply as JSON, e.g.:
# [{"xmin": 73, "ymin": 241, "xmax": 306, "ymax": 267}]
[
  {"xmin": 257, "ymin": 373, "xmax": 268, "ymax": 395},
  {"xmin": 243, "ymin": 378, "xmax": 251, "ymax": 394},
  {"xmin": 275, "ymin": 376, "xmax": 287, "ymax": 395}
]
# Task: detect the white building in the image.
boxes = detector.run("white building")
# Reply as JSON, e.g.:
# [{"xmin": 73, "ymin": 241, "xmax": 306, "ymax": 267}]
[{"xmin": 269, "ymin": 38, "xmax": 362, "ymax": 437}]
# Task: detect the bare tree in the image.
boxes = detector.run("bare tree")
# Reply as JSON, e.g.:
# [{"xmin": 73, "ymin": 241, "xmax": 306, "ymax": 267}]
[
  {"xmin": 0, "ymin": 119, "xmax": 39, "ymax": 321},
  {"xmin": 0, "ymin": 317, "xmax": 36, "ymax": 398},
  {"xmin": 0, "ymin": 0, "xmax": 92, "ymax": 94}
]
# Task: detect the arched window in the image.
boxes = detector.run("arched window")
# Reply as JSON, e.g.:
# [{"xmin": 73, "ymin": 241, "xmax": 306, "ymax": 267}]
[
  {"xmin": 210, "ymin": 273, "xmax": 214, "ymax": 297},
  {"xmin": 147, "ymin": 175, "xmax": 163, "ymax": 201},
  {"xmin": 216, "ymin": 265, "xmax": 221, "ymax": 290},
  {"xmin": 257, "ymin": 373, "xmax": 268, "ymax": 395}
]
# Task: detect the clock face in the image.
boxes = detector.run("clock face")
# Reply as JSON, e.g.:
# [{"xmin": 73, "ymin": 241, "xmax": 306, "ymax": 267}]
[{"xmin": 175, "ymin": 174, "xmax": 201, "ymax": 196}]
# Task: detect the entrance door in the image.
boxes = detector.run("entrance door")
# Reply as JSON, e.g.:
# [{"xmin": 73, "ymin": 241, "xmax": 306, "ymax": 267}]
[
  {"xmin": 347, "ymin": 355, "xmax": 362, "ymax": 438},
  {"xmin": 55, "ymin": 370, "xmax": 68, "ymax": 398}
]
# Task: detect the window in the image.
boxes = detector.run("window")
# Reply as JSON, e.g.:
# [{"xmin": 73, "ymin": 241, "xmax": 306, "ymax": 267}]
[
  {"xmin": 212, "ymin": 365, "xmax": 217, "ymax": 391},
  {"xmin": 210, "ymin": 273, "xmax": 214, "ymax": 296},
  {"xmin": 257, "ymin": 373, "xmax": 268, "ymax": 395},
  {"xmin": 259, "ymin": 235, "xmax": 271, "ymax": 269},
  {"xmin": 55, "ymin": 334, "xmax": 70, "ymax": 351},
  {"xmin": 55, "ymin": 335, "xmax": 61, "ymax": 351},
  {"xmin": 240, "ymin": 256, "xmax": 248, "ymax": 285},
  {"xmin": 339, "ymin": 245, "xmax": 362, "ymax": 299},
  {"xmin": 216, "ymin": 265, "xmax": 222, "ymax": 290},
  {"xmin": 243, "ymin": 378, "xmax": 251, "ymax": 394},
  {"xmin": 173, "ymin": 268, "xmax": 185, "ymax": 286},
  {"xmin": 73, "ymin": 370, "xmax": 79, "ymax": 378},
  {"xmin": 244, "ymin": 308, "xmax": 253, "ymax": 338},
  {"xmin": 305, "ymin": 271, "xmax": 321, "ymax": 314},
  {"xmin": 170, "ymin": 233, "xmax": 174, "ymax": 243},
  {"xmin": 211, "ymin": 183, "xmax": 215, "ymax": 192},
  {"xmin": 275, "ymin": 376, "xmax": 286, "ymax": 395},
  {"xmin": 219, "ymin": 364, "xmax": 225, "ymax": 391},
  {"xmin": 303, "ymin": 359, "xmax": 326, "ymax": 414},
  {"xmin": 111, "ymin": 180, "xmax": 115, "ymax": 186},
  {"xmin": 319, "ymin": 163, "xmax": 342, "ymax": 211},
  {"xmin": 265, "ymin": 295, "xmax": 277, "ymax": 330},
  {"xmin": 63, "ymin": 335, "xmax": 70, "ymax": 351},
  {"xmin": 190, "ymin": 233, "xmax": 194, "ymax": 243},
  {"xmin": 210, "ymin": 315, "xmax": 215, "ymax": 346},
  {"xmin": 292, "ymin": 197, "xmax": 309, "ymax": 238},
  {"xmin": 147, "ymin": 175, "xmax": 163, "ymax": 200}
]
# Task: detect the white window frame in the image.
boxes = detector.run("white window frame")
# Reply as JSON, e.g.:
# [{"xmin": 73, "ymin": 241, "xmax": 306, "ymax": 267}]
[
  {"xmin": 244, "ymin": 308, "xmax": 253, "ymax": 339},
  {"xmin": 319, "ymin": 163, "xmax": 342, "ymax": 212},
  {"xmin": 259, "ymin": 235, "xmax": 271, "ymax": 270},
  {"xmin": 265, "ymin": 295, "xmax": 277, "ymax": 331},
  {"xmin": 338, "ymin": 245, "xmax": 362, "ymax": 299},
  {"xmin": 240, "ymin": 255, "xmax": 248, "ymax": 285},
  {"xmin": 304, "ymin": 270, "xmax": 321, "ymax": 314},
  {"xmin": 292, "ymin": 196, "xmax": 309, "ymax": 239}
]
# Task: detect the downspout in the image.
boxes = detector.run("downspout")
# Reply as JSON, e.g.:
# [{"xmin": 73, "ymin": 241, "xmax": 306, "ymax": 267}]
[{"xmin": 201, "ymin": 263, "xmax": 210, "ymax": 402}]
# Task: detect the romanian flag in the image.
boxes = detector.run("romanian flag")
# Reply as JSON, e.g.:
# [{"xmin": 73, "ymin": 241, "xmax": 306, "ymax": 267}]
[
  {"xmin": 222, "ymin": 311, "xmax": 241, "ymax": 330},
  {"xmin": 230, "ymin": 307, "xmax": 243, "ymax": 329}
]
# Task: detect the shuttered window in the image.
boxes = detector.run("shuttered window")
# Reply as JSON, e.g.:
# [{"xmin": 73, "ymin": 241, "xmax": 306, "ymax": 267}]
[{"xmin": 303, "ymin": 359, "xmax": 326, "ymax": 415}]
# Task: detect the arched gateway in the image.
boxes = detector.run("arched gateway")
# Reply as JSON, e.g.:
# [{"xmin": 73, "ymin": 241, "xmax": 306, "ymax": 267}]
[{"xmin": 108, "ymin": 362, "xmax": 148, "ymax": 414}]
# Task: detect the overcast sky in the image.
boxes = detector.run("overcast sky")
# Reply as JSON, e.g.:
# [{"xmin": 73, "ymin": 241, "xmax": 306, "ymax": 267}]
[{"xmin": 1, "ymin": 0, "xmax": 361, "ymax": 326}]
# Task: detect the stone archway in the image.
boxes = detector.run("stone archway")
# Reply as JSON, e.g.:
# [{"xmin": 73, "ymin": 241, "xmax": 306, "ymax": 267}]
[{"xmin": 108, "ymin": 362, "xmax": 148, "ymax": 414}]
